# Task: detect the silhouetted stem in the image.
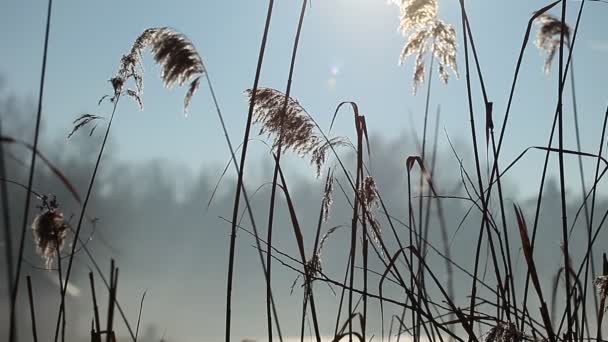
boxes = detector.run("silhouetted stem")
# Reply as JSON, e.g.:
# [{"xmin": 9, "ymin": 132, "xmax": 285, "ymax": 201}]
[
  {"xmin": 9, "ymin": 1, "xmax": 53, "ymax": 341},
  {"xmin": 225, "ymin": 2, "xmax": 275, "ymax": 342}
]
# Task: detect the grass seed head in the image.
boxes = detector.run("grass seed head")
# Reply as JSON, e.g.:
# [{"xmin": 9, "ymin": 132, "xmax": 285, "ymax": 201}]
[
  {"xmin": 112, "ymin": 27, "xmax": 205, "ymax": 113},
  {"xmin": 535, "ymin": 14, "xmax": 571, "ymax": 74},
  {"xmin": 31, "ymin": 195, "xmax": 69, "ymax": 268},
  {"xmin": 595, "ymin": 275, "xmax": 608, "ymax": 301},
  {"xmin": 361, "ymin": 176, "xmax": 379, "ymax": 211},
  {"xmin": 395, "ymin": 0, "xmax": 458, "ymax": 94},
  {"xmin": 393, "ymin": 0, "xmax": 439, "ymax": 33},
  {"xmin": 485, "ymin": 322, "xmax": 524, "ymax": 342},
  {"xmin": 246, "ymin": 88, "xmax": 347, "ymax": 176}
]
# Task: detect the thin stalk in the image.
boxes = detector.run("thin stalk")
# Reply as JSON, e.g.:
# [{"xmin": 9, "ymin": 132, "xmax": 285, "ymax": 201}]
[
  {"xmin": 570, "ymin": 55, "xmax": 599, "ymax": 340},
  {"xmin": 277, "ymin": 163, "xmax": 322, "ymax": 341},
  {"xmin": 422, "ymin": 110, "xmax": 455, "ymax": 340},
  {"xmin": 334, "ymin": 254, "xmax": 352, "ymax": 339},
  {"xmin": 106, "ymin": 266, "xmax": 118, "ymax": 342},
  {"xmin": 557, "ymin": 2, "xmax": 574, "ymax": 339},
  {"xmin": 554, "ymin": 180, "xmax": 608, "ymax": 337},
  {"xmin": 53, "ymin": 245, "xmax": 66, "ymax": 342},
  {"xmin": 416, "ymin": 49, "xmax": 434, "ymax": 342},
  {"xmin": 463, "ymin": 10, "xmax": 519, "ymax": 325},
  {"xmin": 590, "ymin": 109, "xmax": 608, "ymax": 342},
  {"xmin": 203, "ymin": 64, "xmax": 283, "ymax": 342},
  {"xmin": 265, "ymin": 1, "xmax": 308, "ymax": 341},
  {"xmin": 457, "ymin": 0, "xmax": 504, "ymax": 329},
  {"xmin": 407, "ymin": 163, "xmax": 416, "ymax": 342},
  {"xmin": 9, "ymin": 1, "xmax": 53, "ymax": 340},
  {"xmin": 26, "ymin": 276, "xmax": 37, "ymax": 342},
  {"xmin": 225, "ymin": 1, "xmax": 274, "ymax": 341},
  {"xmin": 89, "ymin": 272, "xmax": 101, "ymax": 334},
  {"xmin": 54, "ymin": 93, "xmax": 121, "ymax": 341},
  {"xmin": 520, "ymin": 1, "xmax": 585, "ymax": 331},
  {"xmin": 0, "ymin": 116, "xmax": 13, "ymax": 326},
  {"xmin": 348, "ymin": 118, "xmax": 363, "ymax": 342},
  {"xmin": 357, "ymin": 118, "xmax": 367, "ymax": 342}
]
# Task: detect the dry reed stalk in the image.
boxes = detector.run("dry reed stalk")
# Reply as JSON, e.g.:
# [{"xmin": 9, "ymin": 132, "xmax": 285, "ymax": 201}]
[
  {"xmin": 0, "ymin": 118, "xmax": 13, "ymax": 323},
  {"xmin": 9, "ymin": 1, "xmax": 53, "ymax": 340},
  {"xmin": 597, "ymin": 254, "xmax": 608, "ymax": 340},
  {"xmin": 535, "ymin": 10, "xmax": 599, "ymax": 332},
  {"xmin": 514, "ymin": 204, "xmax": 556, "ymax": 342},
  {"xmin": 276, "ymin": 162, "xmax": 322, "ymax": 341},
  {"xmin": 451, "ymin": 0, "xmax": 512, "ymax": 333},
  {"xmin": 308, "ymin": 171, "xmax": 338, "ymax": 322},
  {"xmin": 226, "ymin": 2, "xmax": 275, "ymax": 342},
  {"xmin": 587, "ymin": 107, "xmax": 608, "ymax": 339},
  {"xmin": 26, "ymin": 275, "xmax": 38, "ymax": 342},
  {"xmin": 516, "ymin": 1, "xmax": 586, "ymax": 335},
  {"xmin": 89, "ymin": 272, "xmax": 101, "ymax": 334},
  {"xmin": 458, "ymin": 2, "xmax": 519, "ymax": 324},
  {"xmin": 555, "ymin": 2, "xmax": 574, "ymax": 338}
]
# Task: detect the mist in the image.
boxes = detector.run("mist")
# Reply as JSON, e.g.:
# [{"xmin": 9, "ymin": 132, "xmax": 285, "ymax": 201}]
[{"xmin": 0, "ymin": 80, "xmax": 606, "ymax": 342}]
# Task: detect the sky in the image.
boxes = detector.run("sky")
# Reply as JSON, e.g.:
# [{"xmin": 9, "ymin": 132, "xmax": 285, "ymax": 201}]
[
  {"xmin": 1, "ymin": 0, "xmax": 608, "ymax": 341},
  {"xmin": 0, "ymin": 0, "xmax": 607, "ymax": 196}
]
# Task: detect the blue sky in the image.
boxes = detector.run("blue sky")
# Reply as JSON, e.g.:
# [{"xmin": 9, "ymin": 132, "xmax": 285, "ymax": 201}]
[{"xmin": 1, "ymin": 1, "xmax": 607, "ymax": 197}]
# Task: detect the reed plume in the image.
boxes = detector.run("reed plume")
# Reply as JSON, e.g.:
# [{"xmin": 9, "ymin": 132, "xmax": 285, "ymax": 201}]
[
  {"xmin": 245, "ymin": 87, "xmax": 347, "ymax": 176},
  {"xmin": 534, "ymin": 14, "xmax": 571, "ymax": 74},
  {"xmin": 111, "ymin": 27, "xmax": 204, "ymax": 113},
  {"xmin": 31, "ymin": 195, "xmax": 68, "ymax": 268},
  {"xmin": 485, "ymin": 322, "xmax": 524, "ymax": 342},
  {"xmin": 69, "ymin": 27, "xmax": 205, "ymax": 138},
  {"xmin": 393, "ymin": 0, "xmax": 458, "ymax": 93},
  {"xmin": 360, "ymin": 176, "xmax": 379, "ymax": 211},
  {"xmin": 596, "ymin": 276, "xmax": 608, "ymax": 301}
]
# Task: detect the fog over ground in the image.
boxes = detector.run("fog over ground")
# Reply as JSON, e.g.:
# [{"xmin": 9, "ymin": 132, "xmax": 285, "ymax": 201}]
[{"xmin": 0, "ymin": 82, "xmax": 606, "ymax": 342}]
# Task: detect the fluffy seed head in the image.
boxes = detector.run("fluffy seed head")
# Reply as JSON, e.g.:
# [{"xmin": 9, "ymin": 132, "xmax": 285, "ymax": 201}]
[
  {"xmin": 112, "ymin": 27, "xmax": 205, "ymax": 113},
  {"xmin": 321, "ymin": 172, "xmax": 335, "ymax": 223},
  {"xmin": 535, "ymin": 14, "xmax": 571, "ymax": 74},
  {"xmin": 31, "ymin": 196, "xmax": 69, "ymax": 268},
  {"xmin": 595, "ymin": 275, "xmax": 608, "ymax": 299},
  {"xmin": 359, "ymin": 176, "xmax": 383, "ymax": 257},
  {"xmin": 246, "ymin": 88, "xmax": 347, "ymax": 176},
  {"xmin": 486, "ymin": 322, "xmax": 524, "ymax": 342},
  {"xmin": 392, "ymin": 0, "xmax": 438, "ymax": 33},
  {"xmin": 399, "ymin": 20, "xmax": 458, "ymax": 93},
  {"xmin": 361, "ymin": 176, "xmax": 379, "ymax": 211}
]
